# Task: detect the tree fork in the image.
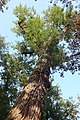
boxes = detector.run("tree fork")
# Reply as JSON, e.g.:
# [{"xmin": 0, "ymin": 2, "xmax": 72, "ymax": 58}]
[{"xmin": 6, "ymin": 62, "xmax": 51, "ymax": 120}]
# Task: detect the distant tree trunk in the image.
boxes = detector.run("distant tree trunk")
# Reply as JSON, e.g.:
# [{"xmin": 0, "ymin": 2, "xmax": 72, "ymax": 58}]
[{"xmin": 6, "ymin": 61, "xmax": 50, "ymax": 120}]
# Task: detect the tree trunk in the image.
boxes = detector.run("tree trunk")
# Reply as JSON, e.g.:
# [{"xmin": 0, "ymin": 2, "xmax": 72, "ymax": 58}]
[{"xmin": 6, "ymin": 62, "xmax": 50, "ymax": 120}]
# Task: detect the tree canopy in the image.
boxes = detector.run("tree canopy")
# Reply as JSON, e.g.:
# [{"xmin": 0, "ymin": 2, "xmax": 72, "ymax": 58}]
[{"xmin": 12, "ymin": 3, "xmax": 80, "ymax": 74}]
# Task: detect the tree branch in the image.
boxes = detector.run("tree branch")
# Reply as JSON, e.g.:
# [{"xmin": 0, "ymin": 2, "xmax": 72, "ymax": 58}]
[
  {"xmin": 65, "ymin": 51, "xmax": 80, "ymax": 62},
  {"xmin": 21, "ymin": 50, "xmax": 34, "ymax": 56}
]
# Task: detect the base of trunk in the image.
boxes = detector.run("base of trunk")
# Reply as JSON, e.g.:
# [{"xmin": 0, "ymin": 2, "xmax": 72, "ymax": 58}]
[{"xmin": 6, "ymin": 62, "xmax": 50, "ymax": 120}]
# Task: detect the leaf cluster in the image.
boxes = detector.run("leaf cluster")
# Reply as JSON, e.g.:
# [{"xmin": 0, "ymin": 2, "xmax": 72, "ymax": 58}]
[
  {"xmin": 41, "ymin": 84, "xmax": 80, "ymax": 120},
  {"xmin": 0, "ymin": 0, "xmax": 9, "ymax": 12}
]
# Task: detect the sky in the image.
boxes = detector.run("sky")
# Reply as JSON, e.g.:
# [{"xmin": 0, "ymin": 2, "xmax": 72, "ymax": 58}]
[{"xmin": 0, "ymin": 0, "xmax": 80, "ymax": 103}]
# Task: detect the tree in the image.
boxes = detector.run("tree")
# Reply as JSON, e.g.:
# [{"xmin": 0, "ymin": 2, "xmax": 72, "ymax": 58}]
[
  {"xmin": 0, "ymin": 36, "xmax": 11, "ymax": 119},
  {"xmin": 6, "ymin": 3, "xmax": 80, "ymax": 120},
  {"xmin": 0, "ymin": 36, "xmax": 18, "ymax": 119}
]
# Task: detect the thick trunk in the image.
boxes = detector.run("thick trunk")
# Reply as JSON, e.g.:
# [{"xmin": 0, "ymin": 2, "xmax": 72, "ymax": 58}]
[{"xmin": 6, "ymin": 62, "xmax": 50, "ymax": 120}]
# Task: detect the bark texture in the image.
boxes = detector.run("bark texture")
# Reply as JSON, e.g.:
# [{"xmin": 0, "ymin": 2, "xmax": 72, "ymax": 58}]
[{"xmin": 6, "ymin": 62, "xmax": 50, "ymax": 120}]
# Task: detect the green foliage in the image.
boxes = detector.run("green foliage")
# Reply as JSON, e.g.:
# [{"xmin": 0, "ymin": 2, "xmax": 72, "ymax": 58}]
[
  {"xmin": 41, "ymin": 84, "xmax": 80, "ymax": 120},
  {"xmin": 12, "ymin": 5, "xmax": 66, "ymax": 67},
  {"xmin": 12, "ymin": 4, "xmax": 45, "ymax": 53},
  {"xmin": 12, "ymin": 4, "xmax": 80, "ymax": 74},
  {"xmin": 0, "ymin": 0, "xmax": 9, "ymax": 12},
  {"xmin": 43, "ymin": 6, "xmax": 64, "ymax": 27}
]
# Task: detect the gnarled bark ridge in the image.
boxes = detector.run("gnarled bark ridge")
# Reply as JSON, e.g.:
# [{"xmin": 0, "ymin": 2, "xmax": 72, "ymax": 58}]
[{"xmin": 6, "ymin": 62, "xmax": 50, "ymax": 120}]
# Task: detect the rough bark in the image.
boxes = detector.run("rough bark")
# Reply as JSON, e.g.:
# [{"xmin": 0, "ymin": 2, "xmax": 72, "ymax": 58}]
[{"xmin": 6, "ymin": 62, "xmax": 50, "ymax": 120}]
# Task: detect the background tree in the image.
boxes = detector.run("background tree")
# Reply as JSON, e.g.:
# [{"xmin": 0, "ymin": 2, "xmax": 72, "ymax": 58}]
[
  {"xmin": 0, "ymin": 35, "xmax": 35, "ymax": 119},
  {"xmin": 0, "ymin": 35, "xmax": 11, "ymax": 119},
  {"xmin": 6, "ymin": 3, "xmax": 80, "ymax": 120},
  {"xmin": 41, "ymin": 84, "xmax": 80, "ymax": 120}
]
